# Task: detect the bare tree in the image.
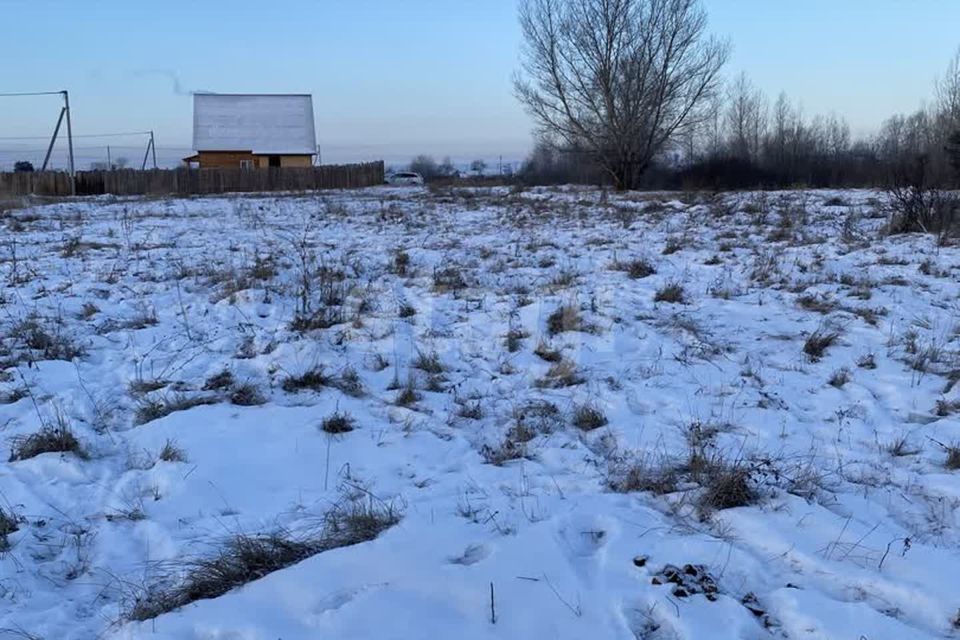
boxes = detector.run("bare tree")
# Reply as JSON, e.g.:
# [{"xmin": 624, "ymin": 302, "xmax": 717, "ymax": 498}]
[
  {"xmin": 515, "ymin": 0, "xmax": 729, "ymax": 190},
  {"xmin": 937, "ymin": 47, "xmax": 960, "ymax": 128},
  {"xmin": 725, "ymin": 72, "xmax": 767, "ymax": 162}
]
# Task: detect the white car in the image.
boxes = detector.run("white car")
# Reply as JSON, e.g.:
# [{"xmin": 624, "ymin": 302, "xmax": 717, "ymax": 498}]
[{"xmin": 386, "ymin": 171, "xmax": 424, "ymax": 186}]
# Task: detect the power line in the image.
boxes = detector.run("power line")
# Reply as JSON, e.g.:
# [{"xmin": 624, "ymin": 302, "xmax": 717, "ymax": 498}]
[
  {"xmin": 0, "ymin": 131, "xmax": 152, "ymax": 141},
  {"xmin": 0, "ymin": 91, "xmax": 65, "ymax": 97}
]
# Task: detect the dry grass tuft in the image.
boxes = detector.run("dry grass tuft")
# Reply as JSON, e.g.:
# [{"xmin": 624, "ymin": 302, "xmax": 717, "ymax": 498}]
[
  {"xmin": 654, "ymin": 282, "xmax": 685, "ymax": 304},
  {"xmin": 321, "ymin": 411, "xmax": 356, "ymax": 434},
  {"xmin": 124, "ymin": 498, "xmax": 399, "ymax": 621},
  {"xmin": 945, "ymin": 445, "xmax": 960, "ymax": 470},
  {"xmin": 10, "ymin": 424, "xmax": 85, "ymax": 461},
  {"xmin": 135, "ymin": 394, "xmax": 218, "ymax": 425},
  {"xmin": 533, "ymin": 340, "xmax": 562, "ymax": 362},
  {"xmin": 803, "ymin": 330, "xmax": 840, "ymax": 361},
  {"xmin": 698, "ymin": 465, "xmax": 757, "ymax": 512},
  {"xmin": 0, "ymin": 506, "xmax": 21, "ymax": 550},
  {"xmin": 412, "ymin": 351, "xmax": 444, "ymax": 374},
  {"xmin": 229, "ymin": 382, "xmax": 267, "ymax": 406},
  {"xmin": 611, "ymin": 257, "xmax": 656, "ymax": 279},
  {"xmin": 281, "ymin": 367, "xmax": 332, "ymax": 393},
  {"xmin": 158, "ymin": 439, "xmax": 187, "ymax": 463},
  {"xmin": 828, "ymin": 368, "xmax": 851, "ymax": 388},
  {"xmin": 535, "ymin": 360, "xmax": 585, "ymax": 388},
  {"xmin": 546, "ymin": 304, "xmax": 583, "ymax": 335},
  {"xmin": 572, "ymin": 403, "xmax": 608, "ymax": 431},
  {"xmin": 203, "ymin": 370, "xmax": 235, "ymax": 391}
]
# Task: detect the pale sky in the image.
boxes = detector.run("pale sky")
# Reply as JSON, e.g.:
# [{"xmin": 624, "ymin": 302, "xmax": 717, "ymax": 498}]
[{"xmin": 1, "ymin": 0, "xmax": 957, "ymax": 169}]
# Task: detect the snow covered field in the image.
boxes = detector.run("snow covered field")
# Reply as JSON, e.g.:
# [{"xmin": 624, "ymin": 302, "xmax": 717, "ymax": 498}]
[{"xmin": 1, "ymin": 186, "xmax": 959, "ymax": 639}]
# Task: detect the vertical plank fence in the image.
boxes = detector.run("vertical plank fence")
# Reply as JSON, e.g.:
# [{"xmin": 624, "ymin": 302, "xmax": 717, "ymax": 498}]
[{"xmin": 0, "ymin": 161, "xmax": 385, "ymax": 197}]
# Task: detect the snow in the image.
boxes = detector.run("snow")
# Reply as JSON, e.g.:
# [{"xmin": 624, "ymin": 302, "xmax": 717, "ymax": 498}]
[
  {"xmin": 192, "ymin": 93, "xmax": 317, "ymax": 154},
  {"xmin": 1, "ymin": 186, "xmax": 959, "ymax": 639}
]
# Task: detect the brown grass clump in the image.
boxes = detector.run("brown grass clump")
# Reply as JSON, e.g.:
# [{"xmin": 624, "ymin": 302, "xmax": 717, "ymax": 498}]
[
  {"xmin": 572, "ymin": 403, "xmax": 607, "ymax": 431},
  {"xmin": 803, "ymin": 330, "xmax": 840, "ymax": 361},
  {"xmin": 125, "ymin": 499, "xmax": 399, "ymax": 621},
  {"xmin": 10, "ymin": 424, "xmax": 85, "ymax": 461},
  {"xmin": 321, "ymin": 411, "xmax": 356, "ymax": 434},
  {"xmin": 654, "ymin": 282, "xmax": 685, "ymax": 304},
  {"xmin": 281, "ymin": 367, "xmax": 332, "ymax": 393},
  {"xmin": 546, "ymin": 304, "xmax": 583, "ymax": 335},
  {"xmin": 611, "ymin": 257, "xmax": 656, "ymax": 279},
  {"xmin": 158, "ymin": 439, "xmax": 187, "ymax": 463}
]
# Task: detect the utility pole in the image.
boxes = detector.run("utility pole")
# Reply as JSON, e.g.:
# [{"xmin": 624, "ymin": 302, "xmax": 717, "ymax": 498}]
[
  {"xmin": 62, "ymin": 90, "xmax": 76, "ymax": 194},
  {"xmin": 150, "ymin": 130, "xmax": 157, "ymax": 169},
  {"xmin": 141, "ymin": 131, "xmax": 157, "ymax": 170},
  {"xmin": 41, "ymin": 106, "xmax": 67, "ymax": 171},
  {"xmin": 107, "ymin": 145, "xmax": 112, "ymax": 169}
]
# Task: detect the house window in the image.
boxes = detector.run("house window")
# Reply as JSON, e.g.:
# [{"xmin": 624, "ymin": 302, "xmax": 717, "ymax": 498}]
[
  {"xmin": 239, "ymin": 160, "xmax": 253, "ymax": 170},
  {"xmin": 268, "ymin": 155, "xmax": 281, "ymax": 168}
]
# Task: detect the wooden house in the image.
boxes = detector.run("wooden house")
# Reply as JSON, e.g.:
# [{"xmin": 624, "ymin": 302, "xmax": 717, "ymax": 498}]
[{"xmin": 183, "ymin": 94, "xmax": 317, "ymax": 169}]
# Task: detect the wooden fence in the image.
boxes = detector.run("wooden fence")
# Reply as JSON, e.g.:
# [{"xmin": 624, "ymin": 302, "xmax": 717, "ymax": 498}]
[{"xmin": 0, "ymin": 161, "xmax": 385, "ymax": 197}]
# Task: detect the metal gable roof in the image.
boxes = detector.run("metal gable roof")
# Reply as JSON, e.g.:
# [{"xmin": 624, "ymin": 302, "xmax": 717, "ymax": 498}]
[{"xmin": 192, "ymin": 94, "xmax": 317, "ymax": 155}]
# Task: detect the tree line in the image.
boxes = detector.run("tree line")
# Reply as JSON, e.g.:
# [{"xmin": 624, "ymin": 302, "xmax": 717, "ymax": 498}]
[{"xmin": 513, "ymin": 0, "xmax": 960, "ymax": 194}]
